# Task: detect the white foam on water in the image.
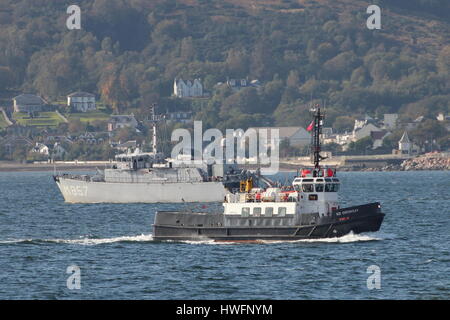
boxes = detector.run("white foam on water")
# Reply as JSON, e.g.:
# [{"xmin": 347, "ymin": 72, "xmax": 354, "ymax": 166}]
[
  {"xmin": 170, "ymin": 232, "xmax": 384, "ymax": 245},
  {"xmin": 285, "ymin": 231, "xmax": 382, "ymax": 244},
  {"xmin": 0, "ymin": 234, "xmax": 154, "ymax": 246},
  {"xmin": 1, "ymin": 232, "xmax": 385, "ymax": 246},
  {"xmin": 55, "ymin": 233, "xmax": 154, "ymax": 245}
]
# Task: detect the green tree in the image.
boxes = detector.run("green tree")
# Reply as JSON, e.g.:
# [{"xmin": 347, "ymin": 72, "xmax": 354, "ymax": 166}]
[
  {"xmin": 346, "ymin": 136, "xmax": 373, "ymax": 155},
  {"xmin": 333, "ymin": 116, "xmax": 355, "ymax": 133}
]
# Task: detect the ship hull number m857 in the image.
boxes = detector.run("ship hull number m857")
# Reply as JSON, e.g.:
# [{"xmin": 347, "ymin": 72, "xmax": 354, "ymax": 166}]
[{"xmin": 63, "ymin": 185, "xmax": 88, "ymax": 197}]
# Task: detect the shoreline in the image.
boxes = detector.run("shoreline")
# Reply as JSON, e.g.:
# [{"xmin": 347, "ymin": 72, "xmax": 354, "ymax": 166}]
[
  {"xmin": 0, "ymin": 163, "xmax": 110, "ymax": 172},
  {"xmin": 0, "ymin": 162, "xmax": 448, "ymax": 173}
]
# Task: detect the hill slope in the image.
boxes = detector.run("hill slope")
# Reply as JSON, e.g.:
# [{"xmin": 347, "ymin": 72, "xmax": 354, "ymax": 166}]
[{"xmin": 0, "ymin": 0, "xmax": 449, "ymax": 131}]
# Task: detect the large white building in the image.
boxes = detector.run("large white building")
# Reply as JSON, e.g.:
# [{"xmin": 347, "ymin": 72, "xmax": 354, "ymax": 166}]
[
  {"xmin": 173, "ymin": 78, "xmax": 203, "ymax": 98},
  {"xmin": 67, "ymin": 92, "xmax": 96, "ymax": 112}
]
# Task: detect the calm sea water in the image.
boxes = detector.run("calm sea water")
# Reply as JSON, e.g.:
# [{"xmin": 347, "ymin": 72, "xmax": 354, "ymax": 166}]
[{"xmin": 0, "ymin": 170, "xmax": 448, "ymax": 300}]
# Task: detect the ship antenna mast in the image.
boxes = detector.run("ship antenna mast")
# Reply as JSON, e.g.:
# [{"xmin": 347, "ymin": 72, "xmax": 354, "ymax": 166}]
[
  {"xmin": 310, "ymin": 104, "xmax": 325, "ymax": 177},
  {"xmin": 149, "ymin": 103, "xmax": 164, "ymax": 154}
]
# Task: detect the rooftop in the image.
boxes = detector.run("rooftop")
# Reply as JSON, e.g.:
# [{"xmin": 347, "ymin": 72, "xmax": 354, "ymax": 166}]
[
  {"xmin": 13, "ymin": 94, "xmax": 46, "ymax": 105},
  {"xmin": 68, "ymin": 92, "xmax": 95, "ymax": 98}
]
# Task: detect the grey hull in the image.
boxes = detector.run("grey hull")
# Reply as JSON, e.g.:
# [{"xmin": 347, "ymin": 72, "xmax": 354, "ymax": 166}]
[
  {"xmin": 153, "ymin": 203, "xmax": 385, "ymax": 241},
  {"xmin": 55, "ymin": 177, "xmax": 227, "ymax": 203}
]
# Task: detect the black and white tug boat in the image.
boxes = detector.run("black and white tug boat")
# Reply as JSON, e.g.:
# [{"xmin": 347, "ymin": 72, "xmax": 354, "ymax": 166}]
[{"xmin": 153, "ymin": 106, "xmax": 385, "ymax": 241}]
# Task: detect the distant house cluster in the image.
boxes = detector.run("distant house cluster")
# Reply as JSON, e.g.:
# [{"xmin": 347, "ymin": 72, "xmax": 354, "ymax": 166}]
[
  {"xmin": 173, "ymin": 78, "xmax": 203, "ymax": 98},
  {"xmin": 323, "ymin": 114, "xmax": 398, "ymax": 151},
  {"xmin": 320, "ymin": 113, "xmax": 437, "ymax": 155},
  {"xmin": 67, "ymin": 92, "xmax": 96, "ymax": 112},
  {"xmin": 30, "ymin": 142, "xmax": 66, "ymax": 159}
]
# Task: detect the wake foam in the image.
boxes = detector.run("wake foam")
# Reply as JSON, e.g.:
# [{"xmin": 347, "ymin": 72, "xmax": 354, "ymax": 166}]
[
  {"xmin": 0, "ymin": 234, "xmax": 154, "ymax": 246},
  {"xmin": 172, "ymin": 232, "xmax": 383, "ymax": 245},
  {"xmin": 0, "ymin": 232, "xmax": 384, "ymax": 246},
  {"xmin": 261, "ymin": 232, "xmax": 382, "ymax": 244}
]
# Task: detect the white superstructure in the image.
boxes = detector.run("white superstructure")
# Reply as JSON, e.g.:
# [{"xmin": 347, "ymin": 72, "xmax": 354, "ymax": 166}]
[{"xmin": 222, "ymin": 169, "xmax": 340, "ymax": 218}]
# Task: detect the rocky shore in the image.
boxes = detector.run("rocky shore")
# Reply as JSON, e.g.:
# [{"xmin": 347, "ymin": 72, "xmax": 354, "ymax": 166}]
[{"xmin": 361, "ymin": 153, "xmax": 450, "ymax": 171}]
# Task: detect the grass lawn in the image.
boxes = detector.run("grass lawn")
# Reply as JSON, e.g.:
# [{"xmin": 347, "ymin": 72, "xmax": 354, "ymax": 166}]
[
  {"xmin": 12, "ymin": 112, "xmax": 66, "ymax": 127},
  {"xmin": 65, "ymin": 110, "xmax": 111, "ymax": 123}
]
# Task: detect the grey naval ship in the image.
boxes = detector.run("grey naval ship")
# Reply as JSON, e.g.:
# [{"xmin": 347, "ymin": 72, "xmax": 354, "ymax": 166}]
[
  {"xmin": 54, "ymin": 106, "xmax": 253, "ymax": 203},
  {"xmin": 153, "ymin": 105, "xmax": 385, "ymax": 241}
]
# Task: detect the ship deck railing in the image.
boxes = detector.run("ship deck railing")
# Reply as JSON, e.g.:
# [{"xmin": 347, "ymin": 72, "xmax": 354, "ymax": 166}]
[{"xmin": 58, "ymin": 173, "xmax": 104, "ymax": 182}]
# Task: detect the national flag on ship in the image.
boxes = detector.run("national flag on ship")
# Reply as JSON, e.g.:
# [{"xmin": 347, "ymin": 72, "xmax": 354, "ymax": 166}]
[{"xmin": 306, "ymin": 121, "xmax": 314, "ymax": 131}]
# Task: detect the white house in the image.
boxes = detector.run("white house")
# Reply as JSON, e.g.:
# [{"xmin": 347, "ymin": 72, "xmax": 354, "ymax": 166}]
[
  {"xmin": 436, "ymin": 113, "xmax": 450, "ymax": 122},
  {"xmin": 31, "ymin": 143, "xmax": 49, "ymax": 155},
  {"xmin": 398, "ymin": 131, "xmax": 420, "ymax": 155},
  {"xmin": 173, "ymin": 78, "xmax": 203, "ymax": 98},
  {"xmin": 333, "ymin": 132, "xmax": 352, "ymax": 146},
  {"xmin": 67, "ymin": 92, "xmax": 96, "ymax": 112}
]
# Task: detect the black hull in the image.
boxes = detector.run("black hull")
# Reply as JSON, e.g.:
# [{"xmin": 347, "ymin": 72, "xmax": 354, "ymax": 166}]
[{"xmin": 153, "ymin": 203, "xmax": 385, "ymax": 242}]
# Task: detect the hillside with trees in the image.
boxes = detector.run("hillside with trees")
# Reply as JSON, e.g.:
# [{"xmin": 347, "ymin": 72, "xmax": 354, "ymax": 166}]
[{"xmin": 0, "ymin": 0, "xmax": 449, "ymax": 146}]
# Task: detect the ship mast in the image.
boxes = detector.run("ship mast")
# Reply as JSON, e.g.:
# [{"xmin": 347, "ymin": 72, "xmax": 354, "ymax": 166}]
[
  {"xmin": 310, "ymin": 104, "xmax": 325, "ymax": 177},
  {"xmin": 149, "ymin": 103, "xmax": 164, "ymax": 155}
]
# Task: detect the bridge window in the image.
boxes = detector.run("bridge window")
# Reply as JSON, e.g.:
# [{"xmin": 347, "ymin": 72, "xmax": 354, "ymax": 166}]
[
  {"xmin": 278, "ymin": 207, "xmax": 286, "ymax": 217},
  {"xmin": 264, "ymin": 207, "xmax": 273, "ymax": 217},
  {"xmin": 315, "ymin": 184, "xmax": 324, "ymax": 192},
  {"xmin": 242, "ymin": 207, "xmax": 250, "ymax": 217},
  {"xmin": 302, "ymin": 184, "xmax": 314, "ymax": 193},
  {"xmin": 325, "ymin": 183, "xmax": 340, "ymax": 192},
  {"xmin": 253, "ymin": 207, "xmax": 261, "ymax": 217}
]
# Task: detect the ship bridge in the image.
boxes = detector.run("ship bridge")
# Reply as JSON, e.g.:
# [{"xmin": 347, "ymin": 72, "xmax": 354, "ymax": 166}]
[
  {"xmin": 292, "ymin": 177, "xmax": 340, "ymax": 194},
  {"xmin": 114, "ymin": 149, "xmax": 164, "ymax": 170}
]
